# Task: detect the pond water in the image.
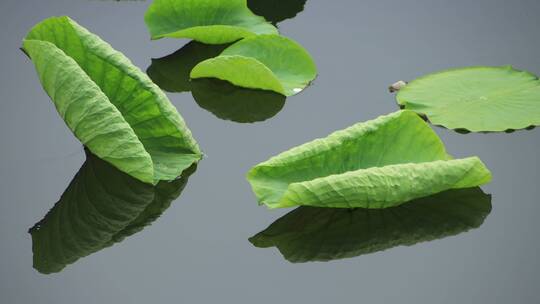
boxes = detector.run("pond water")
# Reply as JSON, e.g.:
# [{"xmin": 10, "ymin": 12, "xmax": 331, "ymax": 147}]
[{"xmin": 1, "ymin": 0, "xmax": 539, "ymax": 303}]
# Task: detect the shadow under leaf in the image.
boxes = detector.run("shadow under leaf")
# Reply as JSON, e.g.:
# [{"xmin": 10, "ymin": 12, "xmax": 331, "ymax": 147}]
[
  {"xmin": 249, "ymin": 187, "xmax": 492, "ymax": 263},
  {"xmin": 147, "ymin": 41, "xmax": 229, "ymax": 93},
  {"xmin": 191, "ymin": 78, "xmax": 286, "ymax": 123},
  {"xmin": 247, "ymin": 0, "xmax": 307, "ymax": 24},
  {"xmin": 29, "ymin": 150, "xmax": 196, "ymax": 274}
]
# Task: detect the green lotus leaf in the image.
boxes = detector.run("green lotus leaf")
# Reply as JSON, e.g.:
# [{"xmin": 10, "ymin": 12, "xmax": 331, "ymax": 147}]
[
  {"xmin": 191, "ymin": 78, "xmax": 286, "ymax": 123},
  {"xmin": 147, "ymin": 44, "xmax": 286, "ymax": 123},
  {"xmin": 191, "ymin": 34, "xmax": 317, "ymax": 96},
  {"xmin": 395, "ymin": 66, "xmax": 540, "ymax": 132},
  {"xmin": 250, "ymin": 187, "xmax": 491, "ymax": 262},
  {"xmin": 247, "ymin": 0, "xmax": 307, "ymax": 24},
  {"xmin": 29, "ymin": 151, "xmax": 196, "ymax": 274},
  {"xmin": 144, "ymin": 0, "xmax": 278, "ymax": 44},
  {"xmin": 147, "ymin": 41, "xmax": 229, "ymax": 93},
  {"xmin": 23, "ymin": 16, "xmax": 201, "ymax": 185},
  {"xmin": 247, "ymin": 110, "xmax": 492, "ymax": 209}
]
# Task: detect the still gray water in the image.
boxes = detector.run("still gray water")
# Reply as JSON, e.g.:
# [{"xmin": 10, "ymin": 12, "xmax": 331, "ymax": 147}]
[{"xmin": 1, "ymin": 0, "xmax": 539, "ymax": 303}]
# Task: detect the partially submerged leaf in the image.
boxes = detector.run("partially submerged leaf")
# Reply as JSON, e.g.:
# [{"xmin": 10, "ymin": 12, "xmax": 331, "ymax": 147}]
[
  {"xmin": 247, "ymin": 0, "xmax": 307, "ymax": 24},
  {"xmin": 144, "ymin": 0, "xmax": 278, "ymax": 44},
  {"xmin": 191, "ymin": 34, "xmax": 317, "ymax": 96},
  {"xmin": 250, "ymin": 188, "xmax": 492, "ymax": 262},
  {"xmin": 395, "ymin": 66, "xmax": 540, "ymax": 132},
  {"xmin": 191, "ymin": 78, "xmax": 286, "ymax": 123},
  {"xmin": 23, "ymin": 17, "xmax": 201, "ymax": 184},
  {"xmin": 29, "ymin": 151, "xmax": 196, "ymax": 274},
  {"xmin": 247, "ymin": 110, "xmax": 492, "ymax": 209},
  {"xmin": 147, "ymin": 41, "xmax": 229, "ymax": 93}
]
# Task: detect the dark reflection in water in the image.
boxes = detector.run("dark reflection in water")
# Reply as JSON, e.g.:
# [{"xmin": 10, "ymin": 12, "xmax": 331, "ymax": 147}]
[
  {"xmin": 191, "ymin": 78, "xmax": 285, "ymax": 123},
  {"xmin": 250, "ymin": 188, "xmax": 492, "ymax": 263},
  {"xmin": 147, "ymin": 42, "xmax": 286, "ymax": 123},
  {"xmin": 248, "ymin": 0, "xmax": 307, "ymax": 24},
  {"xmin": 29, "ymin": 151, "xmax": 196, "ymax": 274},
  {"xmin": 147, "ymin": 41, "xmax": 229, "ymax": 93}
]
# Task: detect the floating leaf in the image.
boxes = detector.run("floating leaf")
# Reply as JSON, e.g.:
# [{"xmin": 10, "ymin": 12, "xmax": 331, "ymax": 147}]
[
  {"xmin": 191, "ymin": 34, "xmax": 317, "ymax": 96},
  {"xmin": 247, "ymin": 111, "xmax": 491, "ymax": 209},
  {"xmin": 395, "ymin": 66, "xmax": 540, "ymax": 132},
  {"xmin": 147, "ymin": 41, "xmax": 229, "ymax": 93},
  {"xmin": 191, "ymin": 78, "xmax": 286, "ymax": 123},
  {"xmin": 247, "ymin": 0, "xmax": 307, "ymax": 24},
  {"xmin": 29, "ymin": 151, "xmax": 196, "ymax": 274},
  {"xmin": 250, "ymin": 188, "xmax": 491, "ymax": 262},
  {"xmin": 144, "ymin": 0, "xmax": 278, "ymax": 44},
  {"xmin": 23, "ymin": 17, "xmax": 201, "ymax": 184},
  {"xmin": 147, "ymin": 43, "xmax": 286, "ymax": 123}
]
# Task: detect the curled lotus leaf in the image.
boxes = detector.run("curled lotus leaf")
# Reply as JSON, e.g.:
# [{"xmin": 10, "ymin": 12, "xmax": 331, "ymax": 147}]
[
  {"xmin": 191, "ymin": 34, "xmax": 317, "ymax": 96},
  {"xmin": 23, "ymin": 16, "xmax": 201, "ymax": 184},
  {"xmin": 247, "ymin": 111, "xmax": 492, "ymax": 209}
]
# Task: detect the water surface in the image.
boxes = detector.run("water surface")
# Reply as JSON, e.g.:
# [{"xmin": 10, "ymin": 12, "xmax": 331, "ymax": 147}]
[{"xmin": 1, "ymin": 0, "xmax": 539, "ymax": 303}]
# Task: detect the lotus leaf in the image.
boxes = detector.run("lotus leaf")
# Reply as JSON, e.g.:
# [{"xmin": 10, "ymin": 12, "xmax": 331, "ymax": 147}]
[
  {"xmin": 247, "ymin": 111, "xmax": 491, "ymax": 209},
  {"xmin": 395, "ymin": 66, "xmax": 540, "ymax": 132},
  {"xmin": 191, "ymin": 34, "xmax": 317, "ymax": 96},
  {"xmin": 23, "ymin": 17, "xmax": 201, "ymax": 184},
  {"xmin": 145, "ymin": 0, "xmax": 278, "ymax": 44}
]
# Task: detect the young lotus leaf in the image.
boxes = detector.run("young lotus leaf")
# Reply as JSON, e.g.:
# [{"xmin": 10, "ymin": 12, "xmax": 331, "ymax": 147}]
[
  {"xmin": 250, "ymin": 188, "xmax": 491, "ymax": 262},
  {"xmin": 191, "ymin": 78, "xmax": 286, "ymax": 123},
  {"xmin": 247, "ymin": 110, "xmax": 492, "ymax": 209},
  {"xmin": 29, "ymin": 151, "xmax": 196, "ymax": 274},
  {"xmin": 144, "ymin": 0, "xmax": 278, "ymax": 44},
  {"xmin": 23, "ymin": 17, "xmax": 201, "ymax": 185},
  {"xmin": 395, "ymin": 66, "xmax": 540, "ymax": 132},
  {"xmin": 191, "ymin": 35, "xmax": 317, "ymax": 96}
]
